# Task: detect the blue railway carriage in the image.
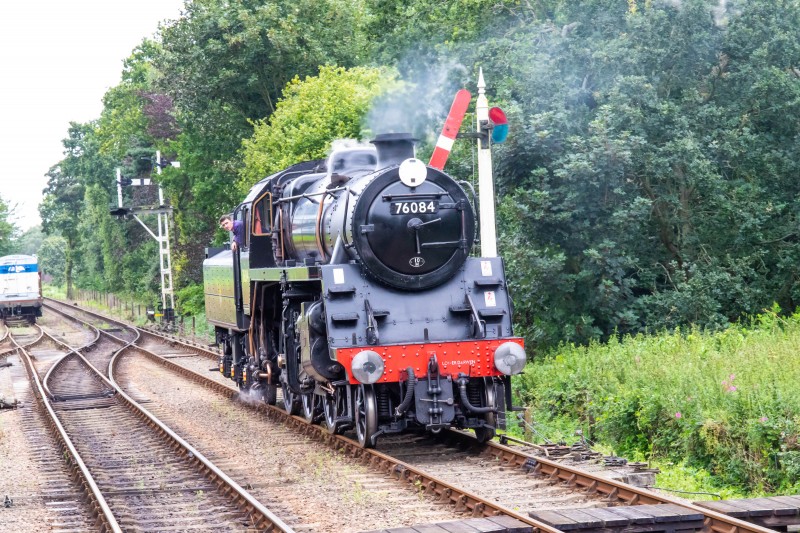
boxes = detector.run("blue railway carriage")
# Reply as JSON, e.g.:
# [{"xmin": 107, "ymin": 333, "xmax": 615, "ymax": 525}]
[{"xmin": 0, "ymin": 254, "xmax": 43, "ymax": 323}]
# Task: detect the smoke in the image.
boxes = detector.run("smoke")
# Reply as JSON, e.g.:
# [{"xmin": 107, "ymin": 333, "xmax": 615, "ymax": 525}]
[
  {"xmin": 328, "ymin": 138, "xmax": 364, "ymax": 152},
  {"xmin": 237, "ymin": 386, "xmax": 268, "ymax": 406},
  {"xmin": 711, "ymin": 0, "xmax": 729, "ymax": 28},
  {"xmin": 661, "ymin": 0, "xmax": 730, "ymax": 28},
  {"xmin": 365, "ymin": 58, "xmax": 472, "ymax": 148}
]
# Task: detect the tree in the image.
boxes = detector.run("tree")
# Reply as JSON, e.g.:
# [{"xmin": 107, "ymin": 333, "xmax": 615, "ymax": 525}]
[
  {"xmin": 240, "ymin": 65, "xmax": 401, "ymax": 184},
  {"xmin": 38, "ymin": 236, "xmax": 67, "ymax": 286},
  {"xmin": 95, "ymin": 40, "xmax": 159, "ymax": 159},
  {"xmin": 40, "ymin": 164, "xmax": 83, "ymax": 298},
  {"xmin": 364, "ymin": 0, "xmax": 540, "ymax": 72},
  {"xmin": 482, "ymin": 0, "xmax": 800, "ymax": 346},
  {"xmin": 14, "ymin": 226, "xmax": 44, "ymax": 256},
  {"xmin": 0, "ymin": 196, "xmax": 15, "ymax": 256},
  {"xmin": 156, "ymin": 0, "xmax": 371, "ymax": 123},
  {"xmin": 151, "ymin": 0, "xmax": 374, "ymax": 282}
]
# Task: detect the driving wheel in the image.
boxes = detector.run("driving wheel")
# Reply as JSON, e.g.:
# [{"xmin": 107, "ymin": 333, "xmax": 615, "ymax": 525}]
[
  {"xmin": 323, "ymin": 389, "xmax": 345, "ymax": 435},
  {"xmin": 355, "ymin": 385, "xmax": 378, "ymax": 448},
  {"xmin": 301, "ymin": 391, "xmax": 321, "ymax": 423},
  {"xmin": 281, "ymin": 380, "xmax": 301, "ymax": 415},
  {"xmin": 474, "ymin": 378, "xmax": 498, "ymax": 443}
]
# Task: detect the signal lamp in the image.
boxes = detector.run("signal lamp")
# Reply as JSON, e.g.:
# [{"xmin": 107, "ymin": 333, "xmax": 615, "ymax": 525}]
[{"xmin": 488, "ymin": 107, "xmax": 509, "ymax": 144}]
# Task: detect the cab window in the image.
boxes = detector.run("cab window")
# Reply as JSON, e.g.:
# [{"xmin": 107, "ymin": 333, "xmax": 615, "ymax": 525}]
[{"xmin": 251, "ymin": 193, "xmax": 272, "ymax": 236}]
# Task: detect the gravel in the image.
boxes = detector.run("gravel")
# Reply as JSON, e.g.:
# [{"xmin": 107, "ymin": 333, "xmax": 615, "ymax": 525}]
[{"xmin": 117, "ymin": 352, "xmax": 460, "ymax": 532}]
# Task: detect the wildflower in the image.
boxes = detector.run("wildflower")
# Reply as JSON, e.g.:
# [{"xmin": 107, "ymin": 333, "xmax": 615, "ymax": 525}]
[
  {"xmin": 675, "ymin": 412, "xmax": 682, "ymax": 419},
  {"xmin": 728, "ymin": 385, "xmax": 737, "ymax": 392},
  {"xmin": 729, "ymin": 374, "xmax": 736, "ymax": 380},
  {"xmin": 722, "ymin": 380, "xmax": 728, "ymax": 387},
  {"xmin": 760, "ymin": 417, "xmax": 768, "ymax": 423}
]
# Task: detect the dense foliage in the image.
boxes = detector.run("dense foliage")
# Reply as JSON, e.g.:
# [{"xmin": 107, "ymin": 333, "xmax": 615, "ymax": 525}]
[{"xmin": 486, "ymin": 0, "xmax": 800, "ymax": 347}]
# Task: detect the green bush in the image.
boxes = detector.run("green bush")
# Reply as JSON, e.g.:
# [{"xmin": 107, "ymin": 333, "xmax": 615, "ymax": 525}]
[
  {"xmin": 176, "ymin": 283, "xmax": 205, "ymax": 317},
  {"xmin": 515, "ymin": 307, "xmax": 800, "ymax": 494}
]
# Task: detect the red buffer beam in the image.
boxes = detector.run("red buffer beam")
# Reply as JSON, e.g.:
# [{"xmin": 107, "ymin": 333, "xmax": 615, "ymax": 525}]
[{"xmin": 429, "ymin": 89, "xmax": 471, "ymax": 170}]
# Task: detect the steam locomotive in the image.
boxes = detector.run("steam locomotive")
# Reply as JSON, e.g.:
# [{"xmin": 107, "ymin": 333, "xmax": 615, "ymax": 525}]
[{"xmin": 203, "ymin": 133, "xmax": 525, "ymax": 447}]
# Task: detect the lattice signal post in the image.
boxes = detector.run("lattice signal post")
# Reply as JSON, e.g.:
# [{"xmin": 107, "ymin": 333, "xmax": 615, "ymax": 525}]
[{"xmin": 110, "ymin": 151, "xmax": 178, "ymax": 322}]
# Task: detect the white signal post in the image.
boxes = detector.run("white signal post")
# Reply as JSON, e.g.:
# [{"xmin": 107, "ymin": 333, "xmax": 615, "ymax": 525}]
[{"xmin": 476, "ymin": 68, "xmax": 498, "ymax": 258}]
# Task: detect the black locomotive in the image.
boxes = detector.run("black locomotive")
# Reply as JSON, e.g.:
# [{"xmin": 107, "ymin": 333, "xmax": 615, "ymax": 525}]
[{"xmin": 204, "ymin": 133, "xmax": 525, "ymax": 447}]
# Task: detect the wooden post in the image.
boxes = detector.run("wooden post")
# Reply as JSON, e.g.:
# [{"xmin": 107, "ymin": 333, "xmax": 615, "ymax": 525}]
[{"xmin": 524, "ymin": 408, "xmax": 533, "ymax": 443}]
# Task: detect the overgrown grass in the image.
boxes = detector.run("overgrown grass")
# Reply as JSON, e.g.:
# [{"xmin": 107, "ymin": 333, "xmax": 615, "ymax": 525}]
[
  {"xmin": 43, "ymin": 285, "xmax": 65, "ymax": 299},
  {"xmin": 514, "ymin": 305, "xmax": 800, "ymax": 496}
]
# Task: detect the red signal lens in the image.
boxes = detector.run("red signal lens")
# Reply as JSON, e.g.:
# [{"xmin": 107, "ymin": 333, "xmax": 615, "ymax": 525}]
[
  {"xmin": 489, "ymin": 106, "xmax": 507, "ymax": 125},
  {"xmin": 489, "ymin": 106, "xmax": 508, "ymax": 143}
]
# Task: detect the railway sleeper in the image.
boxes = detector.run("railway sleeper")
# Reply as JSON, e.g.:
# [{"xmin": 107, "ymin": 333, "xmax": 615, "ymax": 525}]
[
  {"xmin": 529, "ymin": 503, "xmax": 706, "ymax": 533},
  {"xmin": 52, "ymin": 391, "xmax": 116, "ymax": 403},
  {"xmin": 360, "ymin": 515, "xmax": 534, "ymax": 532}
]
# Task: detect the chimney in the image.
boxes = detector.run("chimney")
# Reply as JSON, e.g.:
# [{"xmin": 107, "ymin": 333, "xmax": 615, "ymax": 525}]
[{"xmin": 370, "ymin": 133, "xmax": 417, "ymax": 169}]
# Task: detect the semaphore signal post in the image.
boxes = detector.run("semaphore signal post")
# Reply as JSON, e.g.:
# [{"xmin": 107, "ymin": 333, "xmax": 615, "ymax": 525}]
[{"xmin": 110, "ymin": 150, "xmax": 177, "ymax": 322}]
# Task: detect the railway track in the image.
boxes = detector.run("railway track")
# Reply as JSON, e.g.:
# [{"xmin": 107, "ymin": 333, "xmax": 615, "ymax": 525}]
[
  {"xmin": 1, "ymin": 320, "xmax": 99, "ymax": 532},
  {"xmin": 0, "ymin": 320, "xmax": 11, "ymax": 352},
  {"xmin": 9, "ymin": 302, "xmax": 294, "ymax": 532},
  {"xmin": 42, "ymin": 299, "xmax": 784, "ymax": 533},
  {"xmin": 42, "ymin": 300, "xmax": 472, "ymax": 531}
]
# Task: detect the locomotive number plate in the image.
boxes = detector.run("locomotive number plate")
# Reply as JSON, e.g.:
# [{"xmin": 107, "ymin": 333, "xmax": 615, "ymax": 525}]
[{"xmin": 390, "ymin": 200, "xmax": 439, "ymax": 215}]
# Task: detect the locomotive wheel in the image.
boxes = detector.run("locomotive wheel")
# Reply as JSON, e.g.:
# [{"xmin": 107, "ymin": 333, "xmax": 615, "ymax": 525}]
[
  {"xmin": 355, "ymin": 385, "xmax": 378, "ymax": 448},
  {"xmin": 282, "ymin": 381, "xmax": 301, "ymax": 416},
  {"xmin": 474, "ymin": 379, "xmax": 497, "ymax": 444},
  {"xmin": 301, "ymin": 392, "xmax": 321, "ymax": 423},
  {"xmin": 323, "ymin": 389, "xmax": 346, "ymax": 435}
]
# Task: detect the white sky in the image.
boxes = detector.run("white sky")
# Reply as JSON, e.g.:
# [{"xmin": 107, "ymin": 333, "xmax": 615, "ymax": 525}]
[{"xmin": 0, "ymin": 0, "xmax": 185, "ymax": 232}]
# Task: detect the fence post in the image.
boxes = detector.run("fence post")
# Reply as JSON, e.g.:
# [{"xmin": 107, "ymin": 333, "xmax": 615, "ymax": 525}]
[{"xmin": 524, "ymin": 408, "xmax": 532, "ymax": 443}]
